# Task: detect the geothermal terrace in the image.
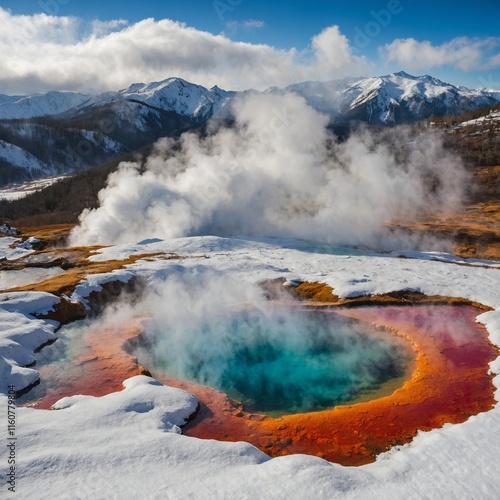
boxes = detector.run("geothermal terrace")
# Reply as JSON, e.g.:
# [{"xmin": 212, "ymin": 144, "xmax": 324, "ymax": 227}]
[{"xmin": 1, "ymin": 224, "xmax": 499, "ymax": 492}]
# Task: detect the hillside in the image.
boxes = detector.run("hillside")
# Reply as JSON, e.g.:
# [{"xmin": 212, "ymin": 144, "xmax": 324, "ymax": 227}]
[
  {"xmin": 0, "ymin": 103, "xmax": 199, "ymax": 186},
  {"xmin": 0, "ymin": 146, "xmax": 153, "ymax": 226},
  {"xmin": 434, "ymin": 104, "xmax": 500, "ymax": 167}
]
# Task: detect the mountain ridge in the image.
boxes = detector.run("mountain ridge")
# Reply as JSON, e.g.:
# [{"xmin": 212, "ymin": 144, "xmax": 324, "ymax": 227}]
[
  {"xmin": 0, "ymin": 72, "xmax": 499, "ymax": 186},
  {"xmin": 2, "ymin": 72, "xmax": 499, "ymax": 124}
]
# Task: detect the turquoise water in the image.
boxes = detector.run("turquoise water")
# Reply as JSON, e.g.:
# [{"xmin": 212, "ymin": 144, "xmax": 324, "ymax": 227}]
[
  {"xmin": 139, "ymin": 308, "xmax": 411, "ymax": 415},
  {"xmin": 16, "ymin": 320, "xmax": 92, "ymax": 405}
]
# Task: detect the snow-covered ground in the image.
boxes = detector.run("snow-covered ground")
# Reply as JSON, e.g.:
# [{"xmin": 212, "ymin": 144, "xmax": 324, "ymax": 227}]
[
  {"xmin": 0, "ymin": 267, "xmax": 64, "ymax": 291},
  {"xmin": 0, "ymin": 175, "xmax": 67, "ymax": 201},
  {"xmin": 1, "ymin": 236, "xmax": 499, "ymax": 499},
  {"xmin": 456, "ymin": 110, "xmax": 500, "ymax": 129},
  {"xmin": 0, "ymin": 235, "xmax": 36, "ymax": 260}
]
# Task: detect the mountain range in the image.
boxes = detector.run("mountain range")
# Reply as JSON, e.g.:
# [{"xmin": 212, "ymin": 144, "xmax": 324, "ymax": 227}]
[
  {"xmin": 281, "ymin": 72, "xmax": 500, "ymax": 125},
  {"xmin": 0, "ymin": 72, "xmax": 499, "ymax": 186}
]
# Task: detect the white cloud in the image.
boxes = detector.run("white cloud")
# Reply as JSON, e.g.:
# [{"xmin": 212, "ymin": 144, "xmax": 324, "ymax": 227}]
[
  {"xmin": 311, "ymin": 26, "xmax": 366, "ymax": 75},
  {"xmin": 90, "ymin": 19, "xmax": 129, "ymax": 37},
  {"xmin": 0, "ymin": 8, "xmax": 79, "ymax": 45},
  {"xmin": 381, "ymin": 36, "xmax": 500, "ymax": 72},
  {"xmin": 0, "ymin": 8, "xmax": 368, "ymax": 94},
  {"xmin": 226, "ymin": 19, "xmax": 266, "ymax": 31},
  {"xmin": 484, "ymin": 52, "xmax": 500, "ymax": 71},
  {"xmin": 243, "ymin": 19, "xmax": 266, "ymax": 29}
]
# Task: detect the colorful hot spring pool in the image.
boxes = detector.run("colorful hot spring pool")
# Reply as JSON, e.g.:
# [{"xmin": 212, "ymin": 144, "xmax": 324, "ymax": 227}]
[
  {"xmin": 132, "ymin": 308, "xmax": 414, "ymax": 416},
  {"xmin": 18, "ymin": 303, "xmax": 498, "ymax": 466}
]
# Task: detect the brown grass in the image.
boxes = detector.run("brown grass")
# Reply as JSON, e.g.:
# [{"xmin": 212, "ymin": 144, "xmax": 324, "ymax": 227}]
[
  {"xmin": 15, "ymin": 224, "xmax": 75, "ymax": 249},
  {"xmin": 5, "ymin": 251, "xmax": 165, "ymax": 297},
  {"xmin": 289, "ymin": 281, "xmax": 492, "ymax": 311},
  {"xmin": 389, "ymin": 165, "xmax": 500, "ymax": 261}
]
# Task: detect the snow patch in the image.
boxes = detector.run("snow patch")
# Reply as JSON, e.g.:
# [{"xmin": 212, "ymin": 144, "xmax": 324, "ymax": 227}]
[
  {"xmin": 0, "ymin": 139, "xmax": 53, "ymax": 173},
  {"xmin": 0, "ymin": 291, "xmax": 59, "ymax": 393}
]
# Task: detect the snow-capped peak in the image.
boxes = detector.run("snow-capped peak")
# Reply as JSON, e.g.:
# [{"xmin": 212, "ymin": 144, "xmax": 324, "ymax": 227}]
[
  {"xmin": 1, "ymin": 73, "xmax": 498, "ymax": 126},
  {"xmin": 267, "ymin": 72, "xmax": 500, "ymax": 125},
  {"xmin": 392, "ymin": 70, "xmax": 415, "ymax": 79},
  {"xmin": 340, "ymin": 72, "xmax": 500, "ymax": 124},
  {"xmin": 118, "ymin": 77, "xmax": 235, "ymax": 119}
]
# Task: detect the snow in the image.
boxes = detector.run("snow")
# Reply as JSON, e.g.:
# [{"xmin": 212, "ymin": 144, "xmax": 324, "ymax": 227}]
[
  {"xmin": 77, "ymin": 129, "xmax": 123, "ymax": 153},
  {"xmin": 0, "ymin": 290, "xmax": 60, "ymax": 316},
  {"xmin": 87, "ymin": 236, "xmax": 500, "ymax": 307},
  {"xmin": 0, "ymin": 73, "xmax": 497, "ymax": 194},
  {"xmin": 0, "ymin": 236, "xmax": 35, "ymax": 261},
  {"xmin": 2, "ymin": 376, "xmax": 500, "ymax": 499},
  {"xmin": 0, "ymin": 267, "xmax": 64, "ymax": 291},
  {"xmin": 110, "ymin": 100, "xmax": 162, "ymax": 132},
  {"xmin": 52, "ymin": 375, "xmax": 199, "ymax": 434},
  {"xmin": 388, "ymin": 249, "xmax": 500, "ymax": 268},
  {"xmin": 0, "ymin": 176, "xmax": 67, "ymax": 201},
  {"xmin": 0, "ymin": 74, "xmax": 497, "ymax": 131},
  {"xmin": 456, "ymin": 110, "xmax": 500, "ymax": 128},
  {"xmin": 78, "ymin": 77, "xmax": 236, "ymax": 121},
  {"xmin": 0, "ymin": 224, "xmax": 18, "ymax": 236},
  {"xmin": 16, "ymin": 237, "xmax": 40, "ymax": 250},
  {"xmin": 120, "ymin": 77, "xmax": 236, "ymax": 119},
  {"xmin": 0, "ymin": 139, "xmax": 53, "ymax": 174},
  {"xmin": 339, "ymin": 72, "xmax": 500, "ymax": 124},
  {"xmin": 70, "ymin": 269, "xmax": 135, "ymax": 309},
  {"xmin": 0, "ymin": 292, "xmax": 59, "ymax": 393},
  {"xmin": 1, "ymin": 239, "xmax": 500, "ymax": 498},
  {"xmin": 0, "ymin": 91, "xmax": 90, "ymax": 120}
]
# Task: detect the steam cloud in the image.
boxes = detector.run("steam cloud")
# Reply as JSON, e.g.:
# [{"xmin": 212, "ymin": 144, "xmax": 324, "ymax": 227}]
[{"xmin": 70, "ymin": 93, "xmax": 467, "ymax": 249}]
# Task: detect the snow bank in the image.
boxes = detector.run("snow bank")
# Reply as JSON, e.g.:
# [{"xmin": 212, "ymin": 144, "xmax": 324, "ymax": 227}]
[
  {"xmin": 0, "ymin": 236, "xmax": 35, "ymax": 261},
  {"xmin": 0, "ymin": 292, "xmax": 59, "ymax": 393},
  {"xmin": 70, "ymin": 269, "xmax": 135, "ymax": 309}
]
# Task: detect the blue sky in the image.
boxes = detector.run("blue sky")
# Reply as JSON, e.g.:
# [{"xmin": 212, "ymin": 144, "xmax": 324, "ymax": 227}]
[{"xmin": 1, "ymin": 0, "xmax": 499, "ymax": 92}]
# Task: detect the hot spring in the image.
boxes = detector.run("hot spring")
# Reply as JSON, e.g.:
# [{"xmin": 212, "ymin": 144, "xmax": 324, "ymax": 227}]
[
  {"xmin": 133, "ymin": 307, "xmax": 414, "ymax": 416},
  {"xmin": 17, "ymin": 297, "xmax": 497, "ymax": 465}
]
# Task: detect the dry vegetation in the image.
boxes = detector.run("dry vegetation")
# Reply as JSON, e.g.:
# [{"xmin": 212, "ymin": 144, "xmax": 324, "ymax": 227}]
[
  {"xmin": 261, "ymin": 279, "xmax": 492, "ymax": 311},
  {"xmin": 389, "ymin": 165, "xmax": 500, "ymax": 260}
]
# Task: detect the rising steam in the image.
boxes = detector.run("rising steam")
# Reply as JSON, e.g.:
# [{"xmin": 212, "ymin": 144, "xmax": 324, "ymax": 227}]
[
  {"xmin": 106, "ymin": 268, "xmax": 411, "ymax": 414},
  {"xmin": 69, "ymin": 93, "xmax": 467, "ymax": 249}
]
